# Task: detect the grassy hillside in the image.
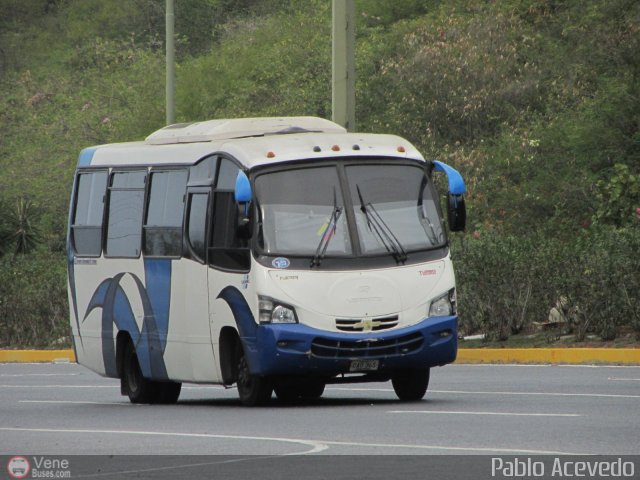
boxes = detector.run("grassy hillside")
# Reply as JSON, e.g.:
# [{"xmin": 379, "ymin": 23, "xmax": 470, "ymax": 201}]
[{"xmin": 0, "ymin": 0, "xmax": 638, "ymax": 346}]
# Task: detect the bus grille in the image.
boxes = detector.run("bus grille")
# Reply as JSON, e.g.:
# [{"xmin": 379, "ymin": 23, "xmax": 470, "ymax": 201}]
[
  {"xmin": 335, "ymin": 315, "xmax": 399, "ymax": 332},
  {"xmin": 310, "ymin": 332, "xmax": 424, "ymax": 359}
]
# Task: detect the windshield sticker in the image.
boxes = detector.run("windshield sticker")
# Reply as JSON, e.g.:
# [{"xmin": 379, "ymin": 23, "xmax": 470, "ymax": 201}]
[
  {"xmin": 272, "ymin": 257, "xmax": 290, "ymax": 269},
  {"xmin": 419, "ymin": 269, "xmax": 437, "ymax": 276}
]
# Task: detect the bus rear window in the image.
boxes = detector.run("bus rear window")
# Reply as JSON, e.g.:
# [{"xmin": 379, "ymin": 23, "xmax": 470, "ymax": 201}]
[{"xmin": 71, "ymin": 170, "xmax": 108, "ymax": 256}]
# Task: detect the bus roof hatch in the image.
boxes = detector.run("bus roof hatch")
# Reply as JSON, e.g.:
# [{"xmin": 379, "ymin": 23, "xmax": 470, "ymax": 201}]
[{"xmin": 145, "ymin": 117, "xmax": 347, "ymax": 145}]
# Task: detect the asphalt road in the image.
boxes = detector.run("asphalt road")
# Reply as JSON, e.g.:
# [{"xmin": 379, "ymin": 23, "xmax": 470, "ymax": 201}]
[{"xmin": 1, "ymin": 362, "xmax": 639, "ymax": 479}]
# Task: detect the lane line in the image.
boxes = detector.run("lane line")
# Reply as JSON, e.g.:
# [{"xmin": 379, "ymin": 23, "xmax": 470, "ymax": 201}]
[
  {"xmin": 0, "ymin": 384, "xmax": 225, "ymax": 389},
  {"xmin": 607, "ymin": 377, "xmax": 640, "ymax": 382},
  {"xmin": 327, "ymin": 387, "xmax": 640, "ymax": 399},
  {"xmin": 0, "ymin": 427, "xmax": 587, "ymax": 456},
  {"xmin": 388, "ymin": 410, "xmax": 580, "ymax": 417},
  {"xmin": 327, "ymin": 387, "xmax": 393, "ymax": 392},
  {"xmin": 449, "ymin": 364, "xmax": 640, "ymax": 369},
  {"xmin": 0, "ymin": 373, "xmax": 79, "ymax": 377},
  {"xmin": 321, "ymin": 439, "xmax": 586, "ymax": 455},
  {"xmin": 0, "ymin": 384, "xmax": 117, "ymax": 388},
  {"xmin": 7, "ymin": 384, "xmax": 638, "ymax": 399},
  {"xmin": 19, "ymin": 400, "xmax": 140, "ymax": 407},
  {"xmin": 431, "ymin": 389, "xmax": 640, "ymax": 399},
  {"xmin": 0, "ymin": 427, "xmax": 328, "ymax": 455}
]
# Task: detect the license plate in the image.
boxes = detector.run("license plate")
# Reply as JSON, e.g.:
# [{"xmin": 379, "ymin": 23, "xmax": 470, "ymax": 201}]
[{"xmin": 349, "ymin": 359, "xmax": 379, "ymax": 372}]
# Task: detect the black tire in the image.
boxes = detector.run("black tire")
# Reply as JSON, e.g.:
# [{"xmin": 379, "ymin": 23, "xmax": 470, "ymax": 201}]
[
  {"xmin": 274, "ymin": 379, "xmax": 325, "ymax": 403},
  {"xmin": 273, "ymin": 384, "xmax": 301, "ymax": 403},
  {"xmin": 122, "ymin": 341, "xmax": 157, "ymax": 404},
  {"xmin": 392, "ymin": 368, "xmax": 430, "ymax": 401},
  {"xmin": 156, "ymin": 381, "xmax": 182, "ymax": 404},
  {"xmin": 236, "ymin": 347, "xmax": 272, "ymax": 406},
  {"xmin": 299, "ymin": 381, "xmax": 325, "ymax": 400}
]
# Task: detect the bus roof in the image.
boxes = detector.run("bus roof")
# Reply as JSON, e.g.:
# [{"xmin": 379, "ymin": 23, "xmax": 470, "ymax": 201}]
[
  {"xmin": 80, "ymin": 117, "xmax": 425, "ymax": 169},
  {"xmin": 145, "ymin": 116, "xmax": 347, "ymax": 144}
]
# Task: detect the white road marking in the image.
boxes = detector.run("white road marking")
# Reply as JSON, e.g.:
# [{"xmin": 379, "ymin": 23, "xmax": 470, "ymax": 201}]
[
  {"xmin": 451, "ymin": 364, "xmax": 640, "ymax": 369},
  {"xmin": 388, "ymin": 410, "xmax": 580, "ymax": 417},
  {"xmin": 19, "ymin": 400, "xmax": 139, "ymax": 406},
  {"xmin": 0, "ymin": 427, "xmax": 327, "ymax": 455},
  {"xmin": 607, "ymin": 377, "xmax": 640, "ymax": 382},
  {"xmin": 327, "ymin": 387, "xmax": 394, "ymax": 392},
  {"xmin": 0, "ymin": 384, "xmax": 226, "ymax": 389},
  {"xmin": 0, "ymin": 426, "xmax": 586, "ymax": 455},
  {"xmin": 0, "ymin": 384, "xmax": 117, "ymax": 388},
  {"xmin": 320, "ymin": 439, "xmax": 585, "ymax": 455},
  {"xmin": 327, "ymin": 387, "xmax": 640, "ymax": 399},
  {"xmin": 431, "ymin": 389, "xmax": 640, "ymax": 399},
  {"xmin": 6, "ymin": 384, "xmax": 638, "ymax": 399},
  {"xmin": 0, "ymin": 373, "xmax": 79, "ymax": 377}
]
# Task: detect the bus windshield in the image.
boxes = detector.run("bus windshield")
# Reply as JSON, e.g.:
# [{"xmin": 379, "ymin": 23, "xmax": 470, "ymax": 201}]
[{"xmin": 254, "ymin": 161, "xmax": 445, "ymax": 258}]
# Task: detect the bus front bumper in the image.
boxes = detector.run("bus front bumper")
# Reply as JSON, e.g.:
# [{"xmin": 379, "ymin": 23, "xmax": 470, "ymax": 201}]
[{"xmin": 241, "ymin": 315, "xmax": 457, "ymax": 377}]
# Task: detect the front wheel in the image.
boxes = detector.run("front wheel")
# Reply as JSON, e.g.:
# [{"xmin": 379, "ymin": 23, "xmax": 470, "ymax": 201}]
[
  {"xmin": 274, "ymin": 380, "xmax": 325, "ymax": 403},
  {"xmin": 392, "ymin": 368, "xmax": 430, "ymax": 401},
  {"xmin": 236, "ymin": 346, "xmax": 272, "ymax": 406}
]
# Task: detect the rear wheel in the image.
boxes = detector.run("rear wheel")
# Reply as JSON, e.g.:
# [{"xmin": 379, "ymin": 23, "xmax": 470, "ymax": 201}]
[
  {"xmin": 121, "ymin": 341, "xmax": 181, "ymax": 404},
  {"xmin": 236, "ymin": 346, "xmax": 272, "ymax": 406},
  {"xmin": 156, "ymin": 381, "xmax": 182, "ymax": 404},
  {"xmin": 392, "ymin": 368, "xmax": 430, "ymax": 401},
  {"xmin": 122, "ymin": 341, "xmax": 156, "ymax": 404}
]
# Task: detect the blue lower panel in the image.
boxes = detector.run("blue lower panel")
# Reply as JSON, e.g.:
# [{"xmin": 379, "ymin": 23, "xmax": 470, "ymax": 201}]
[{"xmin": 242, "ymin": 316, "xmax": 458, "ymax": 377}]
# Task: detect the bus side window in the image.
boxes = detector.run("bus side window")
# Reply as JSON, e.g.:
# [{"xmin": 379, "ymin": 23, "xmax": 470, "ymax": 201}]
[
  {"xmin": 209, "ymin": 158, "xmax": 250, "ymax": 271},
  {"xmin": 216, "ymin": 158, "xmax": 239, "ymax": 190},
  {"xmin": 185, "ymin": 193, "xmax": 209, "ymax": 263},
  {"xmin": 105, "ymin": 170, "xmax": 146, "ymax": 258},
  {"xmin": 144, "ymin": 170, "xmax": 188, "ymax": 257},
  {"xmin": 71, "ymin": 170, "xmax": 108, "ymax": 256}
]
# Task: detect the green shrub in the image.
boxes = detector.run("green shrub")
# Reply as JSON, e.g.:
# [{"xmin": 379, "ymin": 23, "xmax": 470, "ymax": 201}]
[
  {"xmin": 454, "ymin": 226, "xmax": 640, "ymax": 342},
  {"xmin": 0, "ymin": 251, "xmax": 69, "ymax": 348}
]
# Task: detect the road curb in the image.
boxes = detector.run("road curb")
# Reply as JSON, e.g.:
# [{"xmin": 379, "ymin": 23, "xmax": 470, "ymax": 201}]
[
  {"xmin": 0, "ymin": 349, "xmax": 75, "ymax": 363},
  {"xmin": 456, "ymin": 348, "xmax": 640, "ymax": 365},
  {"xmin": 1, "ymin": 348, "xmax": 639, "ymax": 365}
]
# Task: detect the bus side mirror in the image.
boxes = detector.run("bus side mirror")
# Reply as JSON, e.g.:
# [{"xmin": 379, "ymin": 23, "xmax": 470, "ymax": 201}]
[
  {"xmin": 448, "ymin": 193, "xmax": 466, "ymax": 232},
  {"xmin": 234, "ymin": 171, "xmax": 252, "ymax": 203},
  {"xmin": 433, "ymin": 160, "xmax": 467, "ymax": 232},
  {"xmin": 235, "ymin": 171, "xmax": 253, "ymax": 240}
]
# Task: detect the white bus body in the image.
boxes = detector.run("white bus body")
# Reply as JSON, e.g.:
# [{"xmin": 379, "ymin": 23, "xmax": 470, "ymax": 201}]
[{"xmin": 67, "ymin": 117, "xmax": 466, "ymax": 405}]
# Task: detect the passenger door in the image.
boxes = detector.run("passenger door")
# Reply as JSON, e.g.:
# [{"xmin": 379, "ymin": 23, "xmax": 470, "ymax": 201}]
[{"xmin": 177, "ymin": 187, "xmax": 217, "ymax": 380}]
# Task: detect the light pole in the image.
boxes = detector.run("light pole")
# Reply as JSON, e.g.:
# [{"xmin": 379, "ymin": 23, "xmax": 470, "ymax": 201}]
[
  {"xmin": 166, "ymin": 0, "xmax": 175, "ymax": 125},
  {"xmin": 332, "ymin": 0, "xmax": 355, "ymax": 132}
]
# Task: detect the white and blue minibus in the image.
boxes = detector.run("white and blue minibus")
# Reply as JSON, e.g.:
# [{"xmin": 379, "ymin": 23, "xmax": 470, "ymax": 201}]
[{"xmin": 67, "ymin": 117, "xmax": 466, "ymax": 406}]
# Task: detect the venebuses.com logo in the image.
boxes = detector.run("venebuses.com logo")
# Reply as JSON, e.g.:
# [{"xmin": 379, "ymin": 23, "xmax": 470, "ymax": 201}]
[
  {"xmin": 6, "ymin": 456, "xmax": 71, "ymax": 479},
  {"xmin": 7, "ymin": 456, "xmax": 30, "ymax": 479}
]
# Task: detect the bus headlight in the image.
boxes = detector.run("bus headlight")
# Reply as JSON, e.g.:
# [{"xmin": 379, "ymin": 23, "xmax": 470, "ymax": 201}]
[
  {"xmin": 428, "ymin": 289, "xmax": 456, "ymax": 317},
  {"xmin": 258, "ymin": 296, "xmax": 298, "ymax": 324}
]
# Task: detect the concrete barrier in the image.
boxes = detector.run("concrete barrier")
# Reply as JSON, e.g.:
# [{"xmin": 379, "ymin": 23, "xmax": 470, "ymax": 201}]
[{"xmin": 1, "ymin": 348, "xmax": 639, "ymax": 365}]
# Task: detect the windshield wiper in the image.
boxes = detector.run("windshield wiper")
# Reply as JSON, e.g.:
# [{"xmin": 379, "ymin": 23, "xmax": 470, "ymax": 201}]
[
  {"xmin": 310, "ymin": 189, "xmax": 343, "ymax": 268},
  {"xmin": 417, "ymin": 176, "xmax": 441, "ymax": 246},
  {"xmin": 356, "ymin": 185, "xmax": 408, "ymax": 264}
]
